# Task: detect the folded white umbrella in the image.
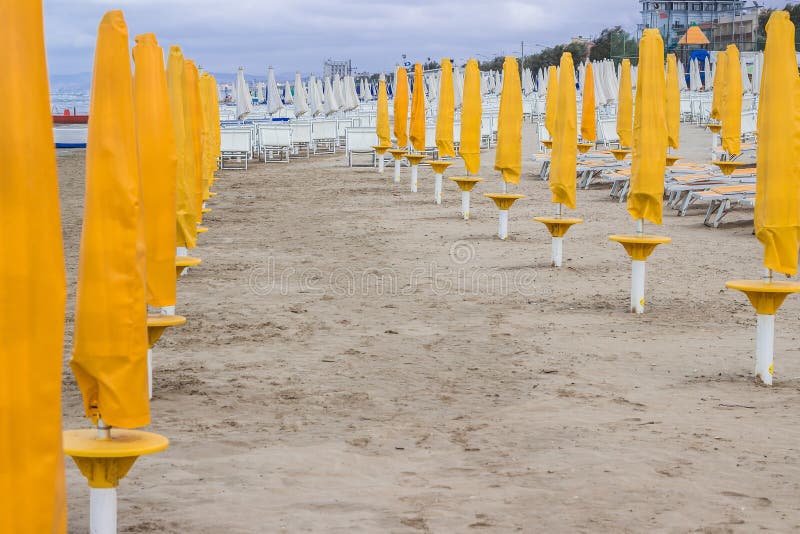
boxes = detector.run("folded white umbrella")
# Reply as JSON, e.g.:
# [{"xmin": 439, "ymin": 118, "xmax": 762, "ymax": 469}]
[
  {"xmin": 283, "ymin": 81, "xmax": 294, "ymax": 104},
  {"xmin": 704, "ymin": 57, "xmax": 712, "ymax": 89},
  {"xmin": 333, "ymin": 75, "xmax": 345, "ymax": 109},
  {"xmin": 752, "ymin": 52, "xmax": 762, "ymax": 94},
  {"xmin": 323, "ymin": 76, "xmax": 339, "ymax": 115},
  {"xmin": 293, "ymin": 72, "xmax": 308, "ymax": 116},
  {"xmin": 235, "ymin": 66, "xmax": 253, "ymax": 120},
  {"xmin": 741, "ymin": 57, "xmax": 752, "ymax": 93},
  {"xmin": 307, "ymin": 74, "xmax": 321, "ymax": 116},
  {"xmin": 677, "ymin": 59, "xmax": 689, "ymax": 91},
  {"xmin": 256, "ymin": 82, "xmax": 266, "ymax": 103},
  {"xmin": 266, "ymin": 66, "xmax": 284, "ymax": 115}
]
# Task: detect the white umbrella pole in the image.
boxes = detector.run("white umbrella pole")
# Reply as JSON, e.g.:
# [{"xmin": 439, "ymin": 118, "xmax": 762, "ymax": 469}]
[
  {"xmin": 498, "ymin": 210, "xmax": 509, "ymax": 240},
  {"xmin": 393, "ymin": 160, "xmax": 401, "ymax": 183},
  {"xmin": 147, "ymin": 348, "xmax": 153, "ymax": 400},
  {"xmin": 631, "ymin": 219, "xmax": 645, "ymax": 313},
  {"xmin": 711, "ymin": 132, "xmax": 718, "ymax": 159},
  {"xmin": 461, "ymin": 191, "xmax": 470, "ymax": 220},
  {"xmin": 434, "ymin": 173, "xmax": 443, "ymax": 204},
  {"xmin": 378, "ymin": 155, "xmax": 385, "ymax": 174},
  {"xmin": 410, "ymin": 166, "xmax": 418, "ymax": 193},
  {"xmin": 552, "ymin": 203, "xmax": 564, "ymax": 267},
  {"xmin": 90, "ymin": 488, "xmax": 116, "ymax": 534},
  {"xmin": 755, "ymin": 268, "xmax": 775, "ymax": 385}
]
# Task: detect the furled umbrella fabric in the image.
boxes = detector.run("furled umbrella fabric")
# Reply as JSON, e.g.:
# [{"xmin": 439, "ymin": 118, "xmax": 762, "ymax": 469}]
[
  {"xmin": 550, "ymin": 52, "xmax": 578, "ymax": 208},
  {"xmin": 70, "ymin": 10, "xmax": 150, "ymax": 429},
  {"xmin": 436, "ymin": 58, "xmax": 456, "ymax": 158},
  {"xmin": 581, "ymin": 62, "xmax": 596, "ymax": 142},
  {"xmin": 184, "ymin": 60, "xmax": 205, "ymax": 224},
  {"xmin": 494, "ymin": 56, "xmax": 523, "ymax": 185},
  {"xmin": 266, "ymin": 66, "xmax": 284, "ymax": 115},
  {"xmin": 755, "ymin": 11, "xmax": 800, "ymax": 275},
  {"xmin": 234, "ymin": 67, "xmax": 252, "ymax": 120},
  {"xmin": 627, "ymin": 29, "xmax": 668, "ymax": 225},
  {"xmin": 666, "ymin": 53, "xmax": 680, "ymax": 150},
  {"xmin": 376, "ymin": 74, "xmax": 391, "ymax": 147},
  {"xmin": 393, "ymin": 66, "xmax": 409, "ymax": 148},
  {"xmin": 460, "ymin": 59, "xmax": 482, "ymax": 174},
  {"xmin": 133, "ymin": 33, "xmax": 177, "ymax": 308},
  {"xmin": 293, "ymin": 72, "xmax": 309, "ymax": 117},
  {"xmin": 283, "ymin": 80, "xmax": 294, "ymax": 104},
  {"xmin": 544, "ymin": 65, "xmax": 558, "ymax": 138},
  {"xmin": 409, "ymin": 63, "xmax": 426, "ymax": 152},
  {"xmin": 1, "ymin": 1, "xmax": 67, "ymax": 531},
  {"xmin": 323, "ymin": 77, "xmax": 339, "ymax": 115},
  {"xmin": 722, "ymin": 44, "xmax": 743, "ymax": 156},
  {"xmin": 710, "ymin": 51, "xmax": 727, "ymax": 121},
  {"xmin": 617, "ymin": 59, "xmax": 633, "ymax": 148},
  {"xmin": 207, "ymin": 75, "xmax": 222, "ymax": 179},
  {"xmin": 199, "ymin": 73, "xmax": 216, "ymax": 201},
  {"xmin": 167, "ymin": 46, "xmax": 197, "ymax": 250}
]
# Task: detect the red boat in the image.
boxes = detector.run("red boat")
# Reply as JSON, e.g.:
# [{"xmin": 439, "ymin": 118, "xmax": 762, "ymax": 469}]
[{"xmin": 53, "ymin": 109, "xmax": 88, "ymax": 124}]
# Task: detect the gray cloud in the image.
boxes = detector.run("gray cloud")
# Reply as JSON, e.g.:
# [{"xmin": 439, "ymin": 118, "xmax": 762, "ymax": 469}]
[{"xmin": 44, "ymin": 0, "xmax": 788, "ymax": 78}]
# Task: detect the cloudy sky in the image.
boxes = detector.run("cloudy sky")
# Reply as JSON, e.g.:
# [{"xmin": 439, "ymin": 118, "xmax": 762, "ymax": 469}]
[{"xmin": 44, "ymin": 0, "xmax": 788, "ymax": 78}]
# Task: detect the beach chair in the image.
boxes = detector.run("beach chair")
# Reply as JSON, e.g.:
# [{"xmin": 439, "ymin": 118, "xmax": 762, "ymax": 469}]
[
  {"xmin": 311, "ymin": 120, "xmax": 338, "ymax": 154},
  {"xmin": 689, "ymin": 184, "xmax": 756, "ymax": 227},
  {"xmin": 289, "ymin": 122, "xmax": 311, "ymax": 159},
  {"xmin": 423, "ymin": 125, "xmax": 438, "ymax": 159},
  {"xmin": 220, "ymin": 128, "xmax": 252, "ymax": 170},
  {"xmin": 453, "ymin": 122, "xmax": 462, "ymax": 154},
  {"xmin": 257, "ymin": 125, "xmax": 292, "ymax": 163},
  {"xmin": 345, "ymin": 127, "xmax": 379, "ymax": 167},
  {"xmin": 337, "ymin": 119, "xmax": 354, "ymax": 148},
  {"xmin": 596, "ymin": 117, "xmax": 620, "ymax": 148}
]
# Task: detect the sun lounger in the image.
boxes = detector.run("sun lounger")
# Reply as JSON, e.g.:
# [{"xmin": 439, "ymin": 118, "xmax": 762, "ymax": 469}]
[{"xmin": 689, "ymin": 184, "xmax": 756, "ymax": 227}]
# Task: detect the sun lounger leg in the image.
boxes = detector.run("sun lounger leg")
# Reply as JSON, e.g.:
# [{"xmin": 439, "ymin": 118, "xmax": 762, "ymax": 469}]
[
  {"xmin": 631, "ymin": 260, "xmax": 645, "ymax": 314},
  {"xmin": 755, "ymin": 314, "xmax": 775, "ymax": 385}
]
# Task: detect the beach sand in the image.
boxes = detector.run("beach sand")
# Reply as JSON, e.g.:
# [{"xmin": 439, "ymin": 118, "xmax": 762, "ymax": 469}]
[{"xmin": 60, "ymin": 122, "xmax": 800, "ymax": 532}]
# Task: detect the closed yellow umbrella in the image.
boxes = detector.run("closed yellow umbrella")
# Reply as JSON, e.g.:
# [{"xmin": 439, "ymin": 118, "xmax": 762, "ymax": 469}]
[
  {"xmin": 617, "ymin": 59, "xmax": 633, "ymax": 148},
  {"xmin": 609, "ymin": 28, "xmax": 671, "ymax": 314},
  {"xmin": 666, "ymin": 53, "xmax": 680, "ymax": 150},
  {"xmin": 436, "ymin": 58, "xmax": 455, "ymax": 158},
  {"xmin": 721, "ymin": 44, "xmax": 742, "ymax": 157},
  {"xmin": 485, "ymin": 56, "xmax": 524, "ymax": 240},
  {"xmin": 376, "ymin": 74, "xmax": 391, "ymax": 147},
  {"xmin": 409, "ymin": 63, "xmax": 426, "ymax": 152},
  {"xmin": 206, "ymin": 74, "xmax": 221, "ymax": 188},
  {"xmin": 167, "ymin": 46, "xmax": 197, "ymax": 250},
  {"xmin": 460, "ymin": 59, "xmax": 482, "ymax": 174},
  {"xmin": 1, "ymin": 1, "xmax": 67, "ymax": 531},
  {"xmin": 494, "ymin": 56, "xmax": 523, "ymax": 185},
  {"xmin": 200, "ymin": 72, "xmax": 216, "ymax": 202},
  {"xmin": 544, "ymin": 65, "xmax": 558, "ymax": 138},
  {"xmin": 185, "ymin": 60, "xmax": 205, "ymax": 224},
  {"xmin": 755, "ymin": 11, "xmax": 800, "ymax": 275},
  {"xmin": 393, "ymin": 66, "xmax": 409, "ymax": 148},
  {"xmin": 70, "ymin": 9, "xmax": 149, "ymax": 429},
  {"xmin": 581, "ymin": 62, "xmax": 596, "ymax": 143},
  {"xmin": 133, "ymin": 33, "xmax": 177, "ymax": 309},
  {"xmin": 725, "ymin": 10, "xmax": 800, "ymax": 386},
  {"xmin": 710, "ymin": 50, "xmax": 727, "ymax": 121},
  {"xmin": 549, "ymin": 52, "xmax": 578, "ymax": 209}
]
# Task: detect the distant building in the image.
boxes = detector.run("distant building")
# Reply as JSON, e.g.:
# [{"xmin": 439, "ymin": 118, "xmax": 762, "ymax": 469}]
[
  {"xmin": 323, "ymin": 59, "xmax": 352, "ymax": 79},
  {"xmin": 638, "ymin": 1, "xmax": 759, "ymax": 50}
]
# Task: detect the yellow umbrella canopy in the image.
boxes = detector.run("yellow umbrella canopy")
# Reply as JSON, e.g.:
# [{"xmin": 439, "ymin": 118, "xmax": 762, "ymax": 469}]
[
  {"xmin": 133, "ymin": 33, "xmax": 177, "ymax": 309},
  {"xmin": 460, "ymin": 59, "xmax": 482, "ymax": 174},
  {"xmin": 494, "ymin": 56, "xmax": 523, "ymax": 185},
  {"xmin": 393, "ymin": 66, "xmax": 409, "ymax": 148},
  {"xmin": 206, "ymin": 74, "xmax": 222, "ymax": 187},
  {"xmin": 665, "ymin": 53, "xmax": 680, "ymax": 150},
  {"xmin": 376, "ymin": 74, "xmax": 391, "ymax": 146},
  {"xmin": 755, "ymin": 11, "xmax": 800, "ymax": 275},
  {"xmin": 184, "ymin": 59, "xmax": 205, "ymax": 224},
  {"xmin": 409, "ymin": 63, "xmax": 426, "ymax": 152},
  {"xmin": 200, "ymin": 72, "xmax": 216, "ymax": 201},
  {"xmin": 721, "ymin": 44, "xmax": 743, "ymax": 156},
  {"xmin": 617, "ymin": 59, "xmax": 633, "ymax": 148},
  {"xmin": 627, "ymin": 29, "xmax": 668, "ymax": 225},
  {"xmin": 1, "ymin": 1, "xmax": 67, "ymax": 531},
  {"xmin": 544, "ymin": 65, "xmax": 558, "ymax": 138},
  {"xmin": 167, "ymin": 46, "xmax": 197, "ymax": 250},
  {"xmin": 436, "ymin": 58, "xmax": 456, "ymax": 158},
  {"xmin": 70, "ymin": 10, "xmax": 150, "ymax": 429},
  {"xmin": 550, "ymin": 52, "xmax": 578, "ymax": 208},
  {"xmin": 581, "ymin": 62, "xmax": 596, "ymax": 143},
  {"xmin": 710, "ymin": 50, "xmax": 727, "ymax": 122}
]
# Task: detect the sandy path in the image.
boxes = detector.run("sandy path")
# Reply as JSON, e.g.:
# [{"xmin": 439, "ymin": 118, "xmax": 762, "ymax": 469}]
[{"xmin": 60, "ymin": 123, "xmax": 800, "ymax": 533}]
